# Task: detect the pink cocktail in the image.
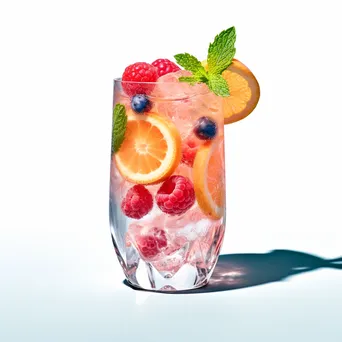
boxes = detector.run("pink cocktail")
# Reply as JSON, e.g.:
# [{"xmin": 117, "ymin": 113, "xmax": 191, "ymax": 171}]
[{"xmin": 109, "ymin": 69, "xmax": 226, "ymax": 291}]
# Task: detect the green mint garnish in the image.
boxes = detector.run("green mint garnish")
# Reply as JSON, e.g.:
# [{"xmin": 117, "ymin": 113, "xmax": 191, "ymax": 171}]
[
  {"xmin": 178, "ymin": 76, "xmax": 199, "ymax": 85},
  {"xmin": 208, "ymin": 74, "xmax": 230, "ymax": 97},
  {"xmin": 112, "ymin": 103, "xmax": 127, "ymax": 154},
  {"xmin": 207, "ymin": 27, "xmax": 236, "ymax": 75},
  {"xmin": 174, "ymin": 53, "xmax": 207, "ymax": 76},
  {"xmin": 174, "ymin": 26, "xmax": 236, "ymax": 97}
]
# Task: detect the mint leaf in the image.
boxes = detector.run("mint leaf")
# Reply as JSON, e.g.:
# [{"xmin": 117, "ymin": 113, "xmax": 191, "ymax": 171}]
[
  {"xmin": 174, "ymin": 27, "xmax": 237, "ymax": 97},
  {"xmin": 112, "ymin": 103, "xmax": 127, "ymax": 154},
  {"xmin": 179, "ymin": 73, "xmax": 208, "ymax": 85},
  {"xmin": 174, "ymin": 53, "xmax": 206, "ymax": 76},
  {"xmin": 208, "ymin": 74, "xmax": 229, "ymax": 97},
  {"xmin": 179, "ymin": 76, "xmax": 199, "ymax": 85},
  {"xmin": 207, "ymin": 26, "xmax": 236, "ymax": 75}
]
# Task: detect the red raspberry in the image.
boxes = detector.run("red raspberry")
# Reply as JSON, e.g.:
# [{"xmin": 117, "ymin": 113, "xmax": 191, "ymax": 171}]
[
  {"xmin": 156, "ymin": 176, "xmax": 195, "ymax": 215},
  {"xmin": 135, "ymin": 228, "xmax": 168, "ymax": 260},
  {"xmin": 181, "ymin": 136, "xmax": 202, "ymax": 167},
  {"xmin": 122, "ymin": 62, "xmax": 158, "ymax": 96},
  {"xmin": 121, "ymin": 185, "xmax": 153, "ymax": 219},
  {"xmin": 152, "ymin": 58, "xmax": 181, "ymax": 77}
]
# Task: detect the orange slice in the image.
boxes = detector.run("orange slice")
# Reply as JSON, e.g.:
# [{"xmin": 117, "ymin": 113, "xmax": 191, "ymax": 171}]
[
  {"xmin": 193, "ymin": 138, "xmax": 225, "ymax": 219},
  {"xmin": 115, "ymin": 112, "xmax": 181, "ymax": 185},
  {"xmin": 222, "ymin": 59, "xmax": 260, "ymax": 124},
  {"xmin": 202, "ymin": 59, "xmax": 260, "ymax": 124}
]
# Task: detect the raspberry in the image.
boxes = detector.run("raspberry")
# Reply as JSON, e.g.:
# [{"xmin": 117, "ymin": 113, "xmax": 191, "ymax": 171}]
[
  {"xmin": 122, "ymin": 62, "xmax": 158, "ymax": 96},
  {"xmin": 121, "ymin": 185, "xmax": 153, "ymax": 219},
  {"xmin": 156, "ymin": 176, "xmax": 195, "ymax": 215},
  {"xmin": 181, "ymin": 136, "xmax": 202, "ymax": 167},
  {"xmin": 135, "ymin": 228, "xmax": 168, "ymax": 260},
  {"xmin": 152, "ymin": 58, "xmax": 181, "ymax": 77}
]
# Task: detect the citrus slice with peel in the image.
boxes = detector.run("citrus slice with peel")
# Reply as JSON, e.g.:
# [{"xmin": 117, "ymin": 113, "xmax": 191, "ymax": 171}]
[
  {"xmin": 202, "ymin": 58, "xmax": 260, "ymax": 124},
  {"xmin": 193, "ymin": 138, "xmax": 225, "ymax": 219},
  {"xmin": 115, "ymin": 112, "xmax": 181, "ymax": 185},
  {"xmin": 222, "ymin": 59, "xmax": 260, "ymax": 124}
]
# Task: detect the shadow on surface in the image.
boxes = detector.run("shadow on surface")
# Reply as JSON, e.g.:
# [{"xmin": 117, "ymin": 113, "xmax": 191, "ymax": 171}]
[{"xmin": 123, "ymin": 250, "xmax": 342, "ymax": 294}]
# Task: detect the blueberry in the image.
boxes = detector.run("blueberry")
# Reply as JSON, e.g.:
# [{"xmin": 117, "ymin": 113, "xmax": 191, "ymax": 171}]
[
  {"xmin": 131, "ymin": 94, "xmax": 152, "ymax": 114},
  {"xmin": 194, "ymin": 117, "xmax": 217, "ymax": 140}
]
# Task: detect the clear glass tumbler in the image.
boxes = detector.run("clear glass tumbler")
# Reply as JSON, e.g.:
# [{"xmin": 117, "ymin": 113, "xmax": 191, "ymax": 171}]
[{"xmin": 109, "ymin": 73, "xmax": 226, "ymax": 291}]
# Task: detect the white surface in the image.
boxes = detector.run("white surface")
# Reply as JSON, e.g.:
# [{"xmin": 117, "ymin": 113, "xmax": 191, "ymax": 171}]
[{"xmin": 0, "ymin": 0, "xmax": 342, "ymax": 341}]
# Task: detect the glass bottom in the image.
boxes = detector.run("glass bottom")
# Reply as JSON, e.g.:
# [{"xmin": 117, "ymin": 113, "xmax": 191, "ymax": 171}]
[
  {"xmin": 122, "ymin": 259, "xmax": 214, "ymax": 292},
  {"xmin": 125, "ymin": 276, "xmax": 210, "ymax": 293},
  {"xmin": 110, "ymin": 199, "xmax": 225, "ymax": 292},
  {"xmin": 112, "ymin": 232, "xmax": 222, "ymax": 292}
]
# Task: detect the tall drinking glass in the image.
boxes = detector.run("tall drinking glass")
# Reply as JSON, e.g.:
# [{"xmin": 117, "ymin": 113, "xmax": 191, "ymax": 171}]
[{"xmin": 109, "ymin": 74, "xmax": 226, "ymax": 291}]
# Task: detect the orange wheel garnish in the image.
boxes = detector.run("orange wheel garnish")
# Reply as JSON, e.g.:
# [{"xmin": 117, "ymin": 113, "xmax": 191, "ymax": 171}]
[{"xmin": 115, "ymin": 112, "xmax": 181, "ymax": 185}]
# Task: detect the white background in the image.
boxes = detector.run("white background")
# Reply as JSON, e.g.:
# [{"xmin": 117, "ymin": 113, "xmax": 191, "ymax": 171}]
[{"xmin": 0, "ymin": 0, "xmax": 341, "ymax": 341}]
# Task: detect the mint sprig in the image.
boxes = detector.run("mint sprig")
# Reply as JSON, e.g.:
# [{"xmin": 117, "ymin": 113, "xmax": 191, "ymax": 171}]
[
  {"xmin": 178, "ymin": 76, "xmax": 198, "ymax": 85},
  {"xmin": 174, "ymin": 53, "xmax": 206, "ymax": 76},
  {"xmin": 174, "ymin": 26, "xmax": 236, "ymax": 97},
  {"xmin": 207, "ymin": 27, "xmax": 236, "ymax": 75},
  {"xmin": 208, "ymin": 74, "xmax": 230, "ymax": 97},
  {"xmin": 112, "ymin": 103, "xmax": 127, "ymax": 154}
]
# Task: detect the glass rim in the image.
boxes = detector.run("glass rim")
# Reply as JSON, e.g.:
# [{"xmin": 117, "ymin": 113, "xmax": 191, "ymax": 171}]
[
  {"xmin": 114, "ymin": 77, "xmax": 184, "ymax": 85},
  {"xmin": 113, "ymin": 78, "xmax": 212, "ymax": 99}
]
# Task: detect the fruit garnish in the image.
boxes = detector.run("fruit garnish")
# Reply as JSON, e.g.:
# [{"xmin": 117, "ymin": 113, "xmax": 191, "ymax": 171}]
[
  {"xmin": 156, "ymin": 175, "xmax": 195, "ymax": 215},
  {"xmin": 221, "ymin": 59, "xmax": 260, "ymax": 124},
  {"xmin": 181, "ymin": 136, "xmax": 202, "ymax": 167},
  {"xmin": 193, "ymin": 116, "xmax": 217, "ymax": 140},
  {"xmin": 174, "ymin": 27, "xmax": 236, "ymax": 97},
  {"xmin": 121, "ymin": 184, "xmax": 153, "ymax": 219},
  {"xmin": 115, "ymin": 112, "xmax": 181, "ymax": 185},
  {"xmin": 152, "ymin": 58, "xmax": 181, "ymax": 77},
  {"xmin": 122, "ymin": 62, "xmax": 158, "ymax": 96},
  {"xmin": 130, "ymin": 94, "xmax": 152, "ymax": 114},
  {"xmin": 193, "ymin": 138, "xmax": 225, "ymax": 219},
  {"xmin": 111, "ymin": 103, "xmax": 127, "ymax": 155},
  {"xmin": 135, "ymin": 227, "xmax": 168, "ymax": 260}
]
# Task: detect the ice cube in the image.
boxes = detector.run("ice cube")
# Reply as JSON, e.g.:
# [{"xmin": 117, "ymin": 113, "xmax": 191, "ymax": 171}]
[
  {"xmin": 195, "ymin": 219, "xmax": 212, "ymax": 237},
  {"xmin": 174, "ymin": 218, "xmax": 211, "ymax": 242},
  {"xmin": 173, "ymin": 163, "xmax": 193, "ymax": 181},
  {"xmin": 151, "ymin": 70, "xmax": 224, "ymax": 138},
  {"xmin": 113, "ymin": 87, "xmax": 130, "ymax": 109},
  {"xmin": 110, "ymin": 163, "xmax": 131, "ymax": 201},
  {"xmin": 165, "ymin": 204, "xmax": 207, "ymax": 231},
  {"xmin": 186, "ymin": 220, "xmax": 224, "ymax": 268},
  {"xmin": 152, "ymin": 70, "xmax": 209, "ymax": 100}
]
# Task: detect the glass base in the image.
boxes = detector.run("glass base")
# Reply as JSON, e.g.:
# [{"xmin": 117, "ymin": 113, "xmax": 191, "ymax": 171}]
[
  {"xmin": 125, "ymin": 277, "xmax": 209, "ymax": 293},
  {"xmin": 123, "ymin": 260, "xmax": 213, "ymax": 292},
  {"xmin": 110, "ymin": 210, "xmax": 225, "ymax": 292}
]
